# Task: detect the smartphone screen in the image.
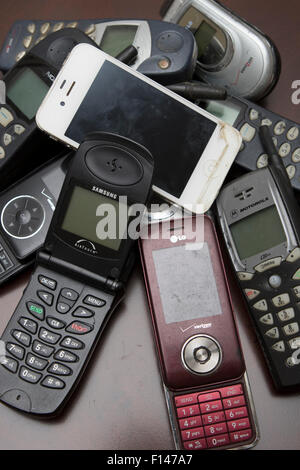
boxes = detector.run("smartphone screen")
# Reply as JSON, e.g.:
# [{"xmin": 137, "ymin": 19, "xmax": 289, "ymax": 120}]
[{"xmin": 65, "ymin": 60, "xmax": 217, "ymax": 199}]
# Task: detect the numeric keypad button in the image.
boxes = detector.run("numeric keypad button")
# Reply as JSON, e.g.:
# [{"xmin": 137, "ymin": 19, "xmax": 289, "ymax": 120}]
[
  {"xmin": 6, "ymin": 342, "xmax": 25, "ymax": 360},
  {"xmin": 253, "ymin": 299, "xmax": 268, "ymax": 312},
  {"xmin": 12, "ymin": 329, "xmax": 31, "ymax": 347},
  {"xmin": 272, "ymin": 293, "xmax": 290, "ymax": 308},
  {"xmin": 265, "ymin": 327, "xmax": 279, "ymax": 338},
  {"xmin": 48, "ymin": 362, "xmax": 72, "ymax": 376},
  {"xmin": 26, "ymin": 353, "xmax": 48, "ymax": 371},
  {"xmin": 272, "ymin": 341, "xmax": 285, "ymax": 352},
  {"xmin": 259, "ymin": 313, "xmax": 274, "ymax": 325},
  {"xmin": 41, "ymin": 376, "xmax": 65, "ymax": 389},
  {"xmin": 274, "ymin": 121, "xmax": 287, "ymax": 136},
  {"xmin": 60, "ymin": 336, "xmax": 84, "ymax": 350},
  {"xmin": 277, "ymin": 308, "xmax": 295, "ymax": 322},
  {"xmin": 54, "ymin": 349, "xmax": 78, "ymax": 363},
  {"xmin": 19, "ymin": 366, "xmax": 41, "ymax": 384},
  {"xmin": 0, "ymin": 356, "xmax": 18, "ymax": 373},
  {"xmin": 18, "ymin": 317, "xmax": 37, "ymax": 334},
  {"xmin": 283, "ymin": 322, "xmax": 299, "ymax": 336},
  {"xmin": 32, "ymin": 340, "xmax": 54, "ymax": 358},
  {"xmin": 39, "ymin": 328, "xmax": 61, "ymax": 345}
]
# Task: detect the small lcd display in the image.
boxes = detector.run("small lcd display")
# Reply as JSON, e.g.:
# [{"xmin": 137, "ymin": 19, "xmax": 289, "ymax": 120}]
[
  {"xmin": 61, "ymin": 186, "xmax": 128, "ymax": 251},
  {"xmin": 6, "ymin": 67, "xmax": 49, "ymax": 120},
  {"xmin": 100, "ymin": 25, "xmax": 138, "ymax": 57},
  {"xmin": 204, "ymin": 100, "xmax": 241, "ymax": 126},
  {"xmin": 230, "ymin": 205, "xmax": 287, "ymax": 260},
  {"xmin": 152, "ymin": 243, "xmax": 222, "ymax": 324},
  {"xmin": 195, "ymin": 21, "xmax": 217, "ymax": 59}
]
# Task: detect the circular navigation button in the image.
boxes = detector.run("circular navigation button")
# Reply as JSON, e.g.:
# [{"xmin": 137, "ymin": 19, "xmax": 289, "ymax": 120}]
[
  {"xmin": 181, "ymin": 335, "xmax": 221, "ymax": 375},
  {"xmin": 1, "ymin": 195, "xmax": 45, "ymax": 239}
]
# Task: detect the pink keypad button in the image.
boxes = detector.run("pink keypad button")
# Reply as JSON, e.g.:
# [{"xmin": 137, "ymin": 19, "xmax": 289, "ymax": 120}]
[
  {"xmin": 202, "ymin": 411, "xmax": 225, "ymax": 425},
  {"xmin": 207, "ymin": 433, "xmax": 230, "ymax": 448},
  {"xmin": 230, "ymin": 429, "xmax": 252, "ymax": 444},
  {"xmin": 183, "ymin": 438, "xmax": 207, "ymax": 450},
  {"xmin": 200, "ymin": 400, "xmax": 222, "ymax": 414},
  {"xmin": 220, "ymin": 384, "xmax": 243, "ymax": 398},
  {"xmin": 204, "ymin": 421, "xmax": 227, "ymax": 437},
  {"xmin": 175, "ymin": 393, "xmax": 199, "ymax": 407},
  {"xmin": 177, "ymin": 404, "xmax": 200, "ymax": 419},
  {"xmin": 197, "ymin": 391, "xmax": 220, "ymax": 403},
  {"xmin": 179, "ymin": 415, "xmax": 202, "ymax": 430},
  {"xmin": 227, "ymin": 418, "xmax": 250, "ymax": 432},
  {"xmin": 181, "ymin": 426, "xmax": 205, "ymax": 442},
  {"xmin": 223, "ymin": 395, "xmax": 245, "ymax": 409},
  {"xmin": 225, "ymin": 406, "xmax": 248, "ymax": 421}
]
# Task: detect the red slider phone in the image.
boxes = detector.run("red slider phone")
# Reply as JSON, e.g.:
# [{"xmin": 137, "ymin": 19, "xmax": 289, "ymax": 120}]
[{"xmin": 139, "ymin": 214, "xmax": 259, "ymax": 450}]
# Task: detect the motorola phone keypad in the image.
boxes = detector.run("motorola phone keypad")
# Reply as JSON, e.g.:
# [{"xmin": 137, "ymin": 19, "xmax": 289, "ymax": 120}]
[{"xmin": 240, "ymin": 248, "xmax": 300, "ymax": 369}]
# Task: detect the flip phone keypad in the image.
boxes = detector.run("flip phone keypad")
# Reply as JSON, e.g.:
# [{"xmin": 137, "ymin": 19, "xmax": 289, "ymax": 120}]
[
  {"xmin": 0, "ymin": 273, "xmax": 106, "ymax": 390},
  {"xmin": 174, "ymin": 384, "xmax": 254, "ymax": 450}
]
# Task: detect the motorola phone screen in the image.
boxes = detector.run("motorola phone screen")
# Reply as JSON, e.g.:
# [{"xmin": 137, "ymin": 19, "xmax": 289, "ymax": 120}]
[{"xmin": 66, "ymin": 60, "xmax": 217, "ymax": 198}]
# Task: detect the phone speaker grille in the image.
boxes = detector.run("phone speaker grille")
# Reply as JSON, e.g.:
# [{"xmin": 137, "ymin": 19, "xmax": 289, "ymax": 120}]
[{"xmin": 234, "ymin": 187, "xmax": 254, "ymax": 201}]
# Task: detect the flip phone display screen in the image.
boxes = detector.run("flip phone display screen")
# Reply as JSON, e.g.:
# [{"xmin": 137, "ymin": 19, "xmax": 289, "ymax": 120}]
[
  {"xmin": 61, "ymin": 186, "xmax": 127, "ymax": 251},
  {"xmin": 152, "ymin": 243, "xmax": 222, "ymax": 324},
  {"xmin": 65, "ymin": 60, "xmax": 217, "ymax": 198}
]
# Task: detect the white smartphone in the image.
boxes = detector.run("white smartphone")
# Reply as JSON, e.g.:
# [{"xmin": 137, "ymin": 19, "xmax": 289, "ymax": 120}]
[{"xmin": 36, "ymin": 43, "xmax": 241, "ymax": 213}]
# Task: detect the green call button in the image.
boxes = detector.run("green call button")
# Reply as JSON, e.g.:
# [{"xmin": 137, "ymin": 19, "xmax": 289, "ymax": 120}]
[{"xmin": 26, "ymin": 301, "xmax": 45, "ymax": 320}]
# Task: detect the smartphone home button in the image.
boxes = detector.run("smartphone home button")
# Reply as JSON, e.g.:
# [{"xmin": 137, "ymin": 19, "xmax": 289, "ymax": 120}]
[{"xmin": 181, "ymin": 335, "xmax": 222, "ymax": 375}]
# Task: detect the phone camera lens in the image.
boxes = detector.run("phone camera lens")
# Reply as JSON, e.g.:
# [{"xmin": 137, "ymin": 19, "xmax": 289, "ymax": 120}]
[{"xmin": 60, "ymin": 101, "xmax": 65, "ymax": 106}]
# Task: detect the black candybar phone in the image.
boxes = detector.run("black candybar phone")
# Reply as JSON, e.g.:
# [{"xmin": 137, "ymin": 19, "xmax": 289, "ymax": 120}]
[
  {"xmin": 0, "ymin": 151, "xmax": 71, "ymax": 286},
  {"xmin": 0, "ymin": 132, "xmax": 153, "ymax": 416},
  {"xmin": 0, "ymin": 28, "xmax": 94, "ymax": 189},
  {"xmin": 203, "ymin": 94, "xmax": 300, "ymax": 191},
  {"xmin": 216, "ymin": 127, "xmax": 300, "ymax": 391}
]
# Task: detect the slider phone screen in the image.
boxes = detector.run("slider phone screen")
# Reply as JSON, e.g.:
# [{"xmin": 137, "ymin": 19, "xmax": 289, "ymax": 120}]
[
  {"xmin": 152, "ymin": 243, "xmax": 222, "ymax": 324},
  {"xmin": 65, "ymin": 60, "xmax": 217, "ymax": 199},
  {"xmin": 229, "ymin": 205, "xmax": 287, "ymax": 261}
]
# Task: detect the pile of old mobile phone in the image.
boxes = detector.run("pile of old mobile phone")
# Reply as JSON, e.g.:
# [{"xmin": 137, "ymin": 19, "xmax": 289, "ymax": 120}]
[
  {"xmin": 0, "ymin": 27, "xmax": 95, "ymax": 190},
  {"xmin": 0, "ymin": 132, "xmax": 154, "ymax": 416},
  {"xmin": 0, "ymin": 18, "xmax": 197, "ymax": 85},
  {"xmin": 140, "ymin": 214, "xmax": 259, "ymax": 450},
  {"xmin": 161, "ymin": 0, "xmax": 280, "ymax": 100},
  {"xmin": 217, "ymin": 126, "xmax": 300, "ymax": 392}
]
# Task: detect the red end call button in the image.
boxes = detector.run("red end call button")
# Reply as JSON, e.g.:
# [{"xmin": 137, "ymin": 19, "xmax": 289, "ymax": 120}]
[{"xmin": 66, "ymin": 321, "xmax": 93, "ymax": 335}]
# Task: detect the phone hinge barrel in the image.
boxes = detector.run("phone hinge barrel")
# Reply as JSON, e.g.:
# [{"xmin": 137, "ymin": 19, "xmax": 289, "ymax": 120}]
[{"xmin": 37, "ymin": 250, "xmax": 124, "ymax": 293}]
